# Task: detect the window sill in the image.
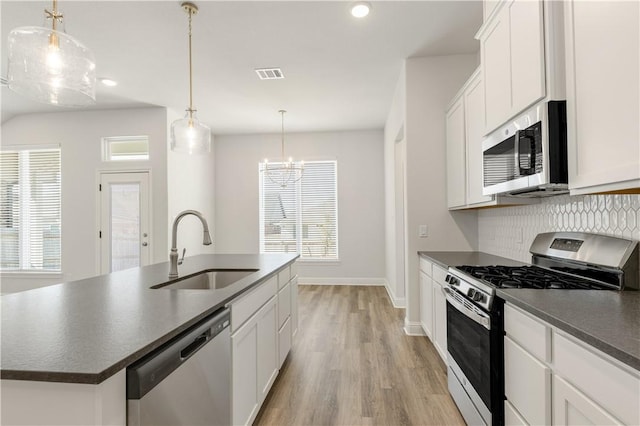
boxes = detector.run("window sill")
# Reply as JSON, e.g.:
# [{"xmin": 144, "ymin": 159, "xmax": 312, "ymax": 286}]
[
  {"xmin": 0, "ymin": 271, "xmax": 63, "ymax": 279},
  {"xmin": 298, "ymin": 259, "xmax": 341, "ymax": 266}
]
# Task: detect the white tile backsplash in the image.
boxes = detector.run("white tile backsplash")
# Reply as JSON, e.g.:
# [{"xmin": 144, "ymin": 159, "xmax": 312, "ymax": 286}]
[{"xmin": 478, "ymin": 194, "xmax": 640, "ymax": 262}]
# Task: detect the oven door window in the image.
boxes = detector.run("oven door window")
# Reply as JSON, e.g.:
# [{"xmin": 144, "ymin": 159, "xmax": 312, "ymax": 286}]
[{"xmin": 447, "ymin": 301, "xmax": 492, "ymax": 409}]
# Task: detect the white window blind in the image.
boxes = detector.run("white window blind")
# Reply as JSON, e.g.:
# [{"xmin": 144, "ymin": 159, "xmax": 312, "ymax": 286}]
[
  {"xmin": 0, "ymin": 147, "xmax": 61, "ymax": 271},
  {"xmin": 259, "ymin": 160, "xmax": 338, "ymax": 260}
]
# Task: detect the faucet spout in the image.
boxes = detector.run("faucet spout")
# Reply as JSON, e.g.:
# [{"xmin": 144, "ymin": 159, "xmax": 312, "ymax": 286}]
[{"xmin": 169, "ymin": 210, "xmax": 213, "ymax": 278}]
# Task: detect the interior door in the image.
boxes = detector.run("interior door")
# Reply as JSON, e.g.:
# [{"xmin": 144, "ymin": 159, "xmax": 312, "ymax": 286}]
[{"xmin": 100, "ymin": 172, "xmax": 150, "ymax": 273}]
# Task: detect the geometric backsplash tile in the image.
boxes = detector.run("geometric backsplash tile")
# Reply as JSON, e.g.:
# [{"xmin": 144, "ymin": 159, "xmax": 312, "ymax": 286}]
[{"xmin": 478, "ymin": 194, "xmax": 640, "ymax": 263}]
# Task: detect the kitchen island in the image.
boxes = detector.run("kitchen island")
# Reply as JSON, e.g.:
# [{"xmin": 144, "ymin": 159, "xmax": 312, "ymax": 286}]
[{"xmin": 1, "ymin": 253, "xmax": 298, "ymax": 425}]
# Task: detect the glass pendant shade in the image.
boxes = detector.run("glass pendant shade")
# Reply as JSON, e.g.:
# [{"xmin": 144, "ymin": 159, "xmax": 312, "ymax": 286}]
[
  {"xmin": 170, "ymin": 111, "xmax": 212, "ymax": 154},
  {"xmin": 7, "ymin": 26, "xmax": 96, "ymax": 106}
]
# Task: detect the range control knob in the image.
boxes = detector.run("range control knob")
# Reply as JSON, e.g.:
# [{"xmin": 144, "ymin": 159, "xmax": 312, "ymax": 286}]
[
  {"xmin": 472, "ymin": 292, "xmax": 484, "ymax": 302},
  {"xmin": 449, "ymin": 277, "xmax": 459, "ymax": 286}
]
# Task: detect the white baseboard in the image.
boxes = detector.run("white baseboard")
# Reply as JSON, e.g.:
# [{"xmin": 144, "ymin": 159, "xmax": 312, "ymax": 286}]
[
  {"xmin": 383, "ymin": 284, "xmax": 406, "ymax": 308},
  {"xmin": 298, "ymin": 277, "xmax": 386, "ymax": 286},
  {"xmin": 403, "ymin": 318, "xmax": 426, "ymax": 336}
]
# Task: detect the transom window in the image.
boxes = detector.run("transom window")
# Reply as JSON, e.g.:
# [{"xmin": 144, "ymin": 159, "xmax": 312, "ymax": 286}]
[
  {"xmin": 102, "ymin": 136, "xmax": 149, "ymax": 161},
  {"xmin": 0, "ymin": 146, "xmax": 61, "ymax": 272},
  {"xmin": 259, "ymin": 160, "xmax": 338, "ymax": 260}
]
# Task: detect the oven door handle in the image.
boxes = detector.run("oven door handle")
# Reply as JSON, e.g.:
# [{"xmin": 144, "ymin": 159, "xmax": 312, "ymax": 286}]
[{"xmin": 443, "ymin": 287, "xmax": 491, "ymax": 331}]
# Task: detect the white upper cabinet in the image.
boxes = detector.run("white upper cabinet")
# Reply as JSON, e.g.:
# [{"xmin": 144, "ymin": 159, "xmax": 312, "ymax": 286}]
[
  {"xmin": 464, "ymin": 71, "xmax": 493, "ymax": 205},
  {"xmin": 564, "ymin": 0, "xmax": 640, "ymax": 194},
  {"xmin": 478, "ymin": 0, "xmax": 546, "ymax": 134},
  {"xmin": 446, "ymin": 96, "xmax": 467, "ymax": 209},
  {"xmin": 446, "ymin": 69, "xmax": 496, "ymax": 209}
]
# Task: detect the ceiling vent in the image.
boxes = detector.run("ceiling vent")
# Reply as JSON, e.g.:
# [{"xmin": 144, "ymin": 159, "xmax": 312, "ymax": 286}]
[{"xmin": 255, "ymin": 68, "xmax": 285, "ymax": 80}]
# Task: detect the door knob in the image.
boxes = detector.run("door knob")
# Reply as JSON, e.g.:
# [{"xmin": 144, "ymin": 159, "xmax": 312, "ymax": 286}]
[{"xmin": 142, "ymin": 242, "xmax": 148, "ymax": 246}]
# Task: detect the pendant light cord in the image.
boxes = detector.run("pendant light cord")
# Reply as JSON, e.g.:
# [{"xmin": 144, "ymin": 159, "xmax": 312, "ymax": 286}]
[{"xmin": 187, "ymin": 6, "xmax": 194, "ymax": 120}]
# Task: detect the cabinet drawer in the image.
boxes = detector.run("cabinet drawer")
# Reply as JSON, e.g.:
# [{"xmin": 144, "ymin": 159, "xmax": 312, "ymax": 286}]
[
  {"xmin": 278, "ymin": 267, "xmax": 290, "ymax": 290},
  {"xmin": 231, "ymin": 276, "xmax": 277, "ymax": 332},
  {"xmin": 277, "ymin": 281, "xmax": 291, "ymax": 328},
  {"xmin": 278, "ymin": 317, "xmax": 291, "ymax": 367},
  {"xmin": 504, "ymin": 303, "xmax": 550, "ymax": 362},
  {"xmin": 419, "ymin": 257, "xmax": 433, "ymax": 275},
  {"xmin": 432, "ymin": 264, "xmax": 448, "ymax": 285},
  {"xmin": 504, "ymin": 336, "xmax": 551, "ymax": 425},
  {"xmin": 554, "ymin": 332, "xmax": 640, "ymax": 426}
]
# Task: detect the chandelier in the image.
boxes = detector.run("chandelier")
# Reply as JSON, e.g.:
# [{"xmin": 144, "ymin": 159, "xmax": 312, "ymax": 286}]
[
  {"xmin": 263, "ymin": 110, "xmax": 304, "ymax": 188},
  {"xmin": 7, "ymin": 0, "xmax": 96, "ymax": 106},
  {"xmin": 170, "ymin": 2, "xmax": 211, "ymax": 154}
]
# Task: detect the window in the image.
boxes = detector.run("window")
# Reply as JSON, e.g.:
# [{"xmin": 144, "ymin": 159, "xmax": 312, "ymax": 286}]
[
  {"xmin": 102, "ymin": 136, "xmax": 149, "ymax": 161},
  {"xmin": 0, "ymin": 147, "xmax": 61, "ymax": 272},
  {"xmin": 259, "ymin": 160, "xmax": 338, "ymax": 260}
]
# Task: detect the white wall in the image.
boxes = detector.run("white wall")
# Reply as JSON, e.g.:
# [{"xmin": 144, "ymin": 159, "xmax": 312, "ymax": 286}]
[
  {"xmin": 1, "ymin": 108, "xmax": 168, "ymax": 293},
  {"xmin": 214, "ymin": 129, "xmax": 386, "ymax": 282},
  {"xmin": 385, "ymin": 54, "xmax": 479, "ymax": 333},
  {"xmin": 166, "ymin": 108, "xmax": 216, "ymax": 259}
]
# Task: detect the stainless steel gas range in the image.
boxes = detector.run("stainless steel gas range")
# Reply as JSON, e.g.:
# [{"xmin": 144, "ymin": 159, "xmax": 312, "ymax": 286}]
[{"xmin": 444, "ymin": 232, "xmax": 638, "ymax": 426}]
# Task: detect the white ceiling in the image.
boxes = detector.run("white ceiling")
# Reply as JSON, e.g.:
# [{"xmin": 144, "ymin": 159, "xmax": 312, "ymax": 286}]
[{"xmin": 1, "ymin": 1, "xmax": 482, "ymax": 134}]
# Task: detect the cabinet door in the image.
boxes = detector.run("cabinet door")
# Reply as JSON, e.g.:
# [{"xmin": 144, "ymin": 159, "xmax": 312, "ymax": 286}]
[
  {"xmin": 419, "ymin": 270, "xmax": 433, "ymax": 338},
  {"xmin": 565, "ymin": 0, "xmax": 640, "ymax": 193},
  {"xmin": 232, "ymin": 319, "xmax": 258, "ymax": 426},
  {"xmin": 553, "ymin": 375, "xmax": 622, "ymax": 426},
  {"xmin": 509, "ymin": 0, "xmax": 545, "ymax": 113},
  {"xmin": 504, "ymin": 336, "xmax": 551, "ymax": 425},
  {"xmin": 446, "ymin": 96, "xmax": 467, "ymax": 208},
  {"xmin": 257, "ymin": 298, "xmax": 278, "ymax": 404},
  {"xmin": 464, "ymin": 71, "xmax": 493, "ymax": 205},
  {"xmin": 432, "ymin": 281, "xmax": 448, "ymax": 362},
  {"xmin": 482, "ymin": 5, "xmax": 511, "ymax": 133}
]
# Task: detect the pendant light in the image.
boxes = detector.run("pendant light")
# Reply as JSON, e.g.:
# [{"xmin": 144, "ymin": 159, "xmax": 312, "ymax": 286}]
[
  {"xmin": 263, "ymin": 110, "xmax": 304, "ymax": 188},
  {"xmin": 7, "ymin": 0, "xmax": 96, "ymax": 106},
  {"xmin": 171, "ymin": 2, "xmax": 211, "ymax": 154}
]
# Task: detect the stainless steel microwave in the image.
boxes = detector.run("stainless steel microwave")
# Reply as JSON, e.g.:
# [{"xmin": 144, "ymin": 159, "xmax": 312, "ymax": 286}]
[{"xmin": 482, "ymin": 101, "xmax": 568, "ymax": 198}]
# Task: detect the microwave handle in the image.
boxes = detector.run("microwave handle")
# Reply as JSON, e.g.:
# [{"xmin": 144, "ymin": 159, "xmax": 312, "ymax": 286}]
[{"xmin": 517, "ymin": 129, "xmax": 536, "ymax": 175}]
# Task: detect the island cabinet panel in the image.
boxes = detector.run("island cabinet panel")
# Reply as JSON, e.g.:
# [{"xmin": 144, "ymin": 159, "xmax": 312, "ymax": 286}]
[
  {"xmin": 232, "ymin": 314, "xmax": 259, "ymax": 426},
  {"xmin": 291, "ymin": 275, "xmax": 299, "ymax": 338},
  {"xmin": 0, "ymin": 370, "xmax": 126, "ymax": 426},
  {"xmin": 256, "ymin": 297, "xmax": 278, "ymax": 404},
  {"xmin": 419, "ymin": 269, "xmax": 433, "ymax": 339}
]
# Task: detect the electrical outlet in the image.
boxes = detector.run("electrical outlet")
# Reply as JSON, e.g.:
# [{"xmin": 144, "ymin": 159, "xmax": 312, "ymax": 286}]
[
  {"xmin": 419, "ymin": 225, "xmax": 428, "ymax": 238},
  {"xmin": 515, "ymin": 227, "xmax": 523, "ymax": 244}
]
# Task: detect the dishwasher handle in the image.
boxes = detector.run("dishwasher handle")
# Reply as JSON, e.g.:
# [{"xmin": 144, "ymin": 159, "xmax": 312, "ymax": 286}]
[
  {"xmin": 180, "ymin": 330, "xmax": 210, "ymax": 360},
  {"xmin": 127, "ymin": 308, "xmax": 230, "ymax": 400}
]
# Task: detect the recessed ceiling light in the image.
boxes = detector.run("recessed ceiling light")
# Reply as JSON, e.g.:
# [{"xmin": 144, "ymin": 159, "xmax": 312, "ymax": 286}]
[
  {"xmin": 350, "ymin": 2, "xmax": 371, "ymax": 18},
  {"xmin": 99, "ymin": 78, "xmax": 118, "ymax": 87}
]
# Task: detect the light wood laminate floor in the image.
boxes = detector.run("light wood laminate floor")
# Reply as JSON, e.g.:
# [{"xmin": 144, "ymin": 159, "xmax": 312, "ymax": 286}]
[{"xmin": 254, "ymin": 285, "xmax": 465, "ymax": 426}]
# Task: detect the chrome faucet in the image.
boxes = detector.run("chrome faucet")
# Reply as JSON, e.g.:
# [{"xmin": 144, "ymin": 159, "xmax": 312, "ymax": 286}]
[{"xmin": 169, "ymin": 210, "xmax": 212, "ymax": 278}]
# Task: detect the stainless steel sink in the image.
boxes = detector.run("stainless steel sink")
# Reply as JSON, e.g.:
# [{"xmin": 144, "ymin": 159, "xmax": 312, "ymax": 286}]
[{"xmin": 152, "ymin": 270, "xmax": 258, "ymax": 290}]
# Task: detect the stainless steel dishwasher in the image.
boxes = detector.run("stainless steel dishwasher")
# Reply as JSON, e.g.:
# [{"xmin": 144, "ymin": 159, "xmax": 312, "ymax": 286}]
[{"xmin": 127, "ymin": 308, "xmax": 231, "ymax": 426}]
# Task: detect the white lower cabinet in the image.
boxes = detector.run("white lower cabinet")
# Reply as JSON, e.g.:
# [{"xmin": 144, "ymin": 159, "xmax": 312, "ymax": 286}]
[
  {"xmin": 504, "ymin": 302, "xmax": 640, "ymax": 426},
  {"xmin": 504, "ymin": 336, "xmax": 551, "ymax": 425},
  {"xmin": 432, "ymin": 279, "xmax": 447, "ymax": 362},
  {"xmin": 256, "ymin": 298, "xmax": 278, "ymax": 403},
  {"xmin": 553, "ymin": 375, "xmax": 622, "ymax": 426},
  {"xmin": 419, "ymin": 257, "xmax": 447, "ymax": 363},
  {"xmin": 231, "ymin": 313, "xmax": 259, "ymax": 426},
  {"xmin": 291, "ymin": 275, "xmax": 299, "ymax": 338},
  {"xmin": 419, "ymin": 270, "xmax": 433, "ymax": 339},
  {"xmin": 231, "ymin": 262, "xmax": 298, "ymax": 426}
]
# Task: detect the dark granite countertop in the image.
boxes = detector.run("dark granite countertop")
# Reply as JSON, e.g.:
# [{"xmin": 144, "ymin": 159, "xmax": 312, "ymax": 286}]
[
  {"xmin": 1, "ymin": 253, "xmax": 298, "ymax": 384},
  {"xmin": 419, "ymin": 251, "xmax": 640, "ymax": 372}
]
